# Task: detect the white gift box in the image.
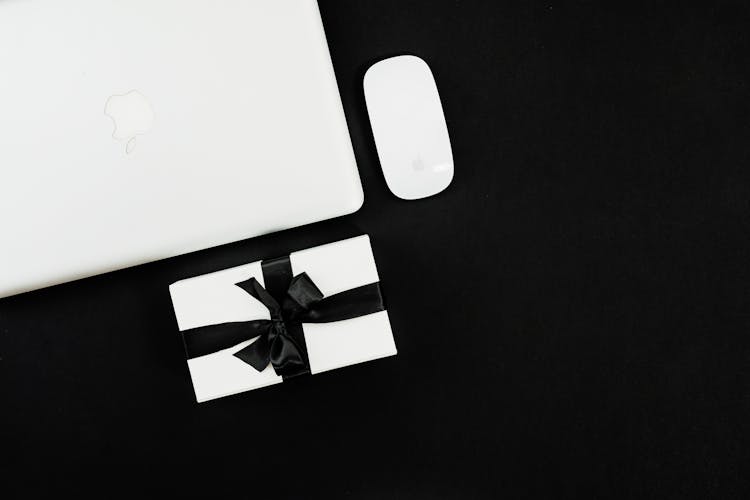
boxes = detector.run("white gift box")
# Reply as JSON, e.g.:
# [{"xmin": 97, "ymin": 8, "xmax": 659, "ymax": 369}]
[{"xmin": 169, "ymin": 235, "xmax": 397, "ymax": 402}]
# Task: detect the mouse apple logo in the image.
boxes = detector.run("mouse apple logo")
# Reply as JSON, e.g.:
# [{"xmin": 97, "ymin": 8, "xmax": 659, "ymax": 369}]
[
  {"xmin": 412, "ymin": 155, "xmax": 426, "ymax": 172},
  {"xmin": 104, "ymin": 90, "xmax": 154, "ymax": 154}
]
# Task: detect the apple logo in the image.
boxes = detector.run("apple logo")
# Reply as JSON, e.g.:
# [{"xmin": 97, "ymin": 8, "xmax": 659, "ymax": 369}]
[{"xmin": 104, "ymin": 90, "xmax": 155, "ymax": 154}]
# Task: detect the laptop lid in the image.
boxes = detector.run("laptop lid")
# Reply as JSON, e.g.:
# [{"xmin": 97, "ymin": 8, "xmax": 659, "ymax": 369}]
[{"xmin": 0, "ymin": 0, "xmax": 363, "ymax": 298}]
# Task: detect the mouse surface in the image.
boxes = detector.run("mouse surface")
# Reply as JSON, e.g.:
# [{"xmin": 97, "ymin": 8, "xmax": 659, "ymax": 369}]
[{"xmin": 363, "ymin": 55, "xmax": 453, "ymax": 200}]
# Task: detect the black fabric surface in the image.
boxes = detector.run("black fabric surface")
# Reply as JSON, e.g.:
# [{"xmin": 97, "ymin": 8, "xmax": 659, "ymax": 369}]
[{"xmin": 2, "ymin": 1, "xmax": 749, "ymax": 497}]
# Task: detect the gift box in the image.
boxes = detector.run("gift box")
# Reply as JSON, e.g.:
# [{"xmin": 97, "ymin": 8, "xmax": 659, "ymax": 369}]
[{"xmin": 169, "ymin": 235, "xmax": 397, "ymax": 402}]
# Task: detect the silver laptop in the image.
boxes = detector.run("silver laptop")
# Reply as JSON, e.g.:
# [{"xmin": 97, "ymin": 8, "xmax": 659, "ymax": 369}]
[{"xmin": 0, "ymin": 0, "xmax": 363, "ymax": 298}]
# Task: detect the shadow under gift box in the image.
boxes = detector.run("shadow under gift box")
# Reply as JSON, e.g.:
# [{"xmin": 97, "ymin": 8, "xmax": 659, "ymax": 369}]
[{"xmin": 169, "ymin": 235, "xmax": 397, "ymax": 402}]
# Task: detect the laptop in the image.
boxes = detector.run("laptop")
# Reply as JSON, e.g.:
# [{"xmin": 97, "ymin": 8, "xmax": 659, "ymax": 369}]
[{"xmin": 0, "ymin": 0, "xmax": 363, "ymax": 298}]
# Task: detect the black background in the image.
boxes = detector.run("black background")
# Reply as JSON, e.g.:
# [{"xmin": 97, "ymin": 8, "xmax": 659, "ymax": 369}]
[{"xmin": 2, "ymin": 1, "xmax": 749, "ymax": 498}]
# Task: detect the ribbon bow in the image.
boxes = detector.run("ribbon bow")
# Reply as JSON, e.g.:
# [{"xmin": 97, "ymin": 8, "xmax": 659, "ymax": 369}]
[
  {"xmin": 181, "ymin": 266, "xmax": 385, "ymax": 379},
  {"xmin": 232, "ymin": 273, "xmax": 325, "ymax": 377}
]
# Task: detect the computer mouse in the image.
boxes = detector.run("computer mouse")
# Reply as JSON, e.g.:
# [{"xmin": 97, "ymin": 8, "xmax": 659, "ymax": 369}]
[{"xmin": 363, "ymin": 55, "xmax": 454, "ymax": 200}]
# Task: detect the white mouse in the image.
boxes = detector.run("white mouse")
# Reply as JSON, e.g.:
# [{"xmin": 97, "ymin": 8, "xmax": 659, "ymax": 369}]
[{"xmin": 363, "ymin": 55, "xmax": 454, "ymax": 200}]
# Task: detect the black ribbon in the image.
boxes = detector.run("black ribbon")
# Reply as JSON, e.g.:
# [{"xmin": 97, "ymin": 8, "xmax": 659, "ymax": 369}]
[{"xmin": 181, "ymin": 255, "xmax": 385, "ymax": 379}]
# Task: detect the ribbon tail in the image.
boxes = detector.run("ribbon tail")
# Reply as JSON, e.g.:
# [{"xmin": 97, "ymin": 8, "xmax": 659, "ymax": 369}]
[
  {"xmin": 235, "ymin": 277, "xmax": 280, "ymax": 313},
  {"xmin": 234, "ymin": 328, "xmax": 273, "ymax": 372}
]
